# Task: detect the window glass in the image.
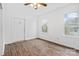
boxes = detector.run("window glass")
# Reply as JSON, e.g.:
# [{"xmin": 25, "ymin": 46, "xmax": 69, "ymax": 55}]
[{"xmin": 64, "ymin": 11, "xmax": 79, "ymax": 36}]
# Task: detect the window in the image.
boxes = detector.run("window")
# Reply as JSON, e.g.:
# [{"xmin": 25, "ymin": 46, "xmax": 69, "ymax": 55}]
[{"xmin": 64, "ymin": 11, "xmax": 79, "ymax": 36}]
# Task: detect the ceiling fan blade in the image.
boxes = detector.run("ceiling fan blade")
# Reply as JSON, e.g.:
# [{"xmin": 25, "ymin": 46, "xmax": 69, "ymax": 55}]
[
  {"xmin": 24, "ymin": 3, "xmax": 31, "ymax": 5},
  {"xmin": 39, "ymin": 3, "xmax": 47, "ymax": 7}
]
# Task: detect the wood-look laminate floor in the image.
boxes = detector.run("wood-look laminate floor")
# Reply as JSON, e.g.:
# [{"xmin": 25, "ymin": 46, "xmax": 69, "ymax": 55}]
[{"xmin": 4, "ymin": 38, "xmax": 79, "ymax": 56}]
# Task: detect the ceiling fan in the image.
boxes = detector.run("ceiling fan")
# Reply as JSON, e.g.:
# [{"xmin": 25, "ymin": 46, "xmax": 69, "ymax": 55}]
[{"xmin": 24, "ymin": 3, "xmax": 47, "ymax": 9}]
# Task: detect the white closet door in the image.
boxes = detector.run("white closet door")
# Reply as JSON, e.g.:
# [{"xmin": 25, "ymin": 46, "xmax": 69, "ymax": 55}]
[
  {"xmin": 11, "ymin": 18, "xmax": 24, "ymax": 42},
  {"xmin": 0, "ymin": 9, "xmax": 3, "ymax": 55}
]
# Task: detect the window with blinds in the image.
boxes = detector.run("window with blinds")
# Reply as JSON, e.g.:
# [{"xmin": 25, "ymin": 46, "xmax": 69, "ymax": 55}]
[{"xmin": 64, "ymin": 11, "xmax": 79, "ymax": 36}]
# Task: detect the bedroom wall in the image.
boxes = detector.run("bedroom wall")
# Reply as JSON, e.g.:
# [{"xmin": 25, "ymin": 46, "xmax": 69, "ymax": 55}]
[
  {"xmin": 37, "ymin": 3, "xmax": 79, "ymax": 50},
  {"xmin": 2, "ymin": 3, "xmax": 37, "ymax": 44},
  {"xmin": 2, "ymin": 3, "xmax": 79, "ymax": 53},
  {"xmin": 0, "ymin": 4, "xmax": 3, "ymax": 55}
]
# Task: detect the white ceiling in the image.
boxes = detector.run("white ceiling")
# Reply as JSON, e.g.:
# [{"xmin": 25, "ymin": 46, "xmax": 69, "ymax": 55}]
[{"xmin": 2, "ymin": 3, "xmax": 69, "ymax": 17}]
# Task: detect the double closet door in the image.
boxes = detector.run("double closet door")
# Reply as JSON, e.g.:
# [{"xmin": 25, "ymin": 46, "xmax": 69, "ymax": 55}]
[
  {"xmin": 10, "ymin": 17, "xmax": 26, "ymax": 42},
  {"xmin": 0, "ymin": 7, "xmax": 3, "ymax": 55}
]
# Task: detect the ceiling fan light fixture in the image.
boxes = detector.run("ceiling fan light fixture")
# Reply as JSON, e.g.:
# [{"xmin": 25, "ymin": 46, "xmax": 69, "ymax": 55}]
[
  {"xmin": 37, "ymin": 3, "xmax": 42, "ymax": 7},
  {"xmin": 30, "ymin": 3, "xmax": 42, "ymax": 9},
  {"xmin": 24, "ymin": 3, "xmax": 47, "ymax": 9},
  {"xmin": 30, "ymin": 3, "xmax": 33, "ymax": 7}
]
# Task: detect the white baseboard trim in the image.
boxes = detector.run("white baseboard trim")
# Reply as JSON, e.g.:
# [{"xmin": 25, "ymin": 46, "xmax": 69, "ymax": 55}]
[
  {"xmin": 26, "ymin": 37, "xmax": 36, "ymax": 40},
  {"xmin": 38, "ymin": 37, "xmax": 79, "ymax": 51},
  {"xmin": 4, "ymin": 37, "xmax": 37, "ymax": 45}
]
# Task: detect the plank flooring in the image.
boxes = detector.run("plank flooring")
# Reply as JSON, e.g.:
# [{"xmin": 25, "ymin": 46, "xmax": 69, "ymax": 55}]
[{"xmin": 4, "ymin": 38, "xmax": 79, "ymax": 56}]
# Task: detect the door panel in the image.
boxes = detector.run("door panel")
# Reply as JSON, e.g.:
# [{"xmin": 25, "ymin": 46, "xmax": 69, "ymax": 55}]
[
  {"xmin": 11, "ymin": 18, "xmax": 24, "ymax": 42},
  {"xmin": 0, "ymin": 9, "xmax": 3, "ymax": 55}
]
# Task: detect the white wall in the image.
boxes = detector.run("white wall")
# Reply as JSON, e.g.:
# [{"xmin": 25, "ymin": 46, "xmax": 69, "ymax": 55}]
[
  {"xmin": 26, "ymin": 16, "xmax": 37, "ymax": 40},
  {"xmin": 2, "ymin": 3, "xmax": 37, "ymax": 44},
  {"xmin": 0, "ymin": 4, "xmax": 3, "ymax": 55},
  {"xmin": 37, "ymin": 3, "xmax": 79, "ymax": 50},
  {"xmin": 0, "ymin": 10, "xmax": 3, "ymax": 55},
  {"xmin": 2, "ymin": 3, "xmax": 79, "ymax": 54}
]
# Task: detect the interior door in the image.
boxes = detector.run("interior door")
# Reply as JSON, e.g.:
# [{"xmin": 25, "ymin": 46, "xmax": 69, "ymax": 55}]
[
  {"xmin": 11, "ymin": 17, "xmax": 25, "ymax": 42},
  {"xmin": 0, "ymin": 8, "xmax": 3, "ymax": 55}
]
